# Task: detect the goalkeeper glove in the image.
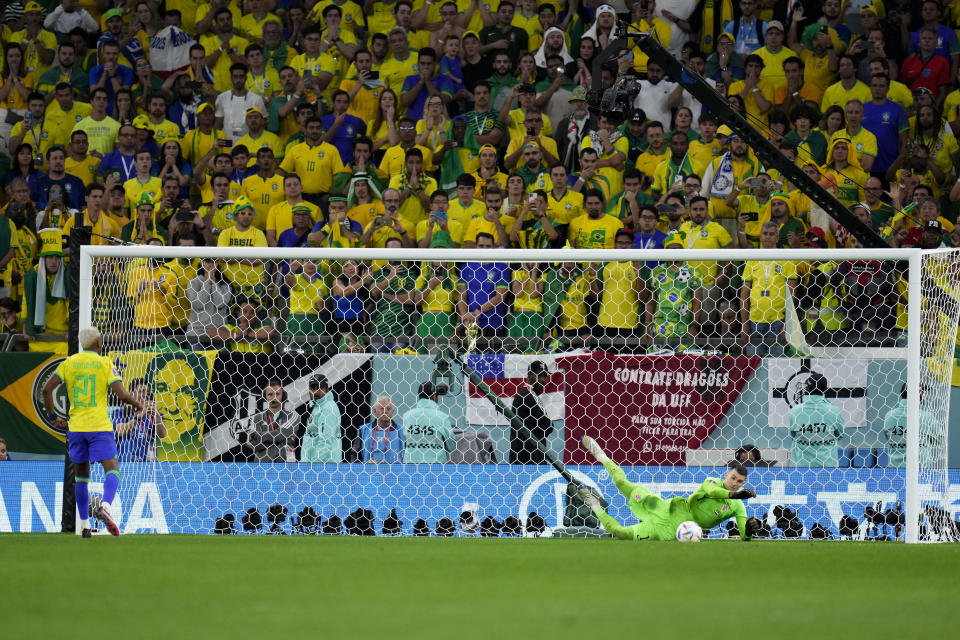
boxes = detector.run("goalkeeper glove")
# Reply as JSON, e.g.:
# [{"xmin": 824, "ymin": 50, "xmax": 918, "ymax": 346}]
[
  {"xmin": 745, "ymin": 517, "xmax": 762, "ymax": 537},
  {"xmin": 729, "ymin": 488, "xmax": 757, "ymax": 500}
]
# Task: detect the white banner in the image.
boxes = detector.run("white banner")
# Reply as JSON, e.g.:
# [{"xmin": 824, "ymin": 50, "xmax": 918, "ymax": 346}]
[{"xmin": 767, "ymin": 358, "xmax": 869, "ymax": 428}]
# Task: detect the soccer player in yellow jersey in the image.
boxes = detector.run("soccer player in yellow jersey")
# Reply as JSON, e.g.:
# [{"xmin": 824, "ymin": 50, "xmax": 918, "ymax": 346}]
[
  {"xmin": 42, "ymin": 326, "xmax": 143, "ymax": 537},
  {"xmin": 240, "ymin": 148, "xmax": 285, "ymax": 231},
  {"xmin": 280, "ymin": 117, "xmax": 344, "ymax": 199},
  {"xmin": 740, "ymin": 221, "xmax": 798, "ymax": 356},
  {"xmin": 123, "ymin": 150, "xmax": 163, "ymax": 217},
  {"xmin": 217, "ymin": 197, "xmax": 269, "ymax": 298}
]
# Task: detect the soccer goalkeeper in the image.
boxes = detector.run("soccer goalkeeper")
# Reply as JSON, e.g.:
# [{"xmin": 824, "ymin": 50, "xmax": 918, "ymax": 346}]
[{"xmin": 579, "ymin": 436, "xmax": 759, "ymax": 541}]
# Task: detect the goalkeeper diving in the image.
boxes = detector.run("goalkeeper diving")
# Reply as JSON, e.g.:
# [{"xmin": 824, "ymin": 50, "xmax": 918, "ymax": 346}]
[{"xmin": 579, "ymin": 436, "xmax": 760, "ymax": 541}]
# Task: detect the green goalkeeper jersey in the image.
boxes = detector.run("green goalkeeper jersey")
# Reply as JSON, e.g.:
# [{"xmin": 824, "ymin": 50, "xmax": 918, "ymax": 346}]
[{"xmin": 686, "ymin": 477, "xmax": 750, "ymax": 540}]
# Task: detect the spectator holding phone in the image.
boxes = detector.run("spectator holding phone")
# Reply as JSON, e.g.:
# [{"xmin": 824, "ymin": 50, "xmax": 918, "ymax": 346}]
[
  {"xmin": 415, "ymin": 261, "xmax": 460, "ymax": 342},
  {"xmin": 727, "ymin": 172, "xmax": 777, "ymax": 247}
]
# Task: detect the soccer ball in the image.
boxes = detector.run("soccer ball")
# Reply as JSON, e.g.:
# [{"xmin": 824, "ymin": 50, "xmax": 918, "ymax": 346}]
[{"xmin": 676, "ymin": 521, "xmax": 703, "ymax": 543}]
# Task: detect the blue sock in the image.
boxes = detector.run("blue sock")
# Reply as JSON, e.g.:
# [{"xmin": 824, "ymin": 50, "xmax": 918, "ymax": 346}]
[
  {"xmin": 76, "ymin": 477, "xmax": 89, "ymax": 521},
  {"xmin": 104, "ymin": 469, "xmax": 120, "ymax": 507}
]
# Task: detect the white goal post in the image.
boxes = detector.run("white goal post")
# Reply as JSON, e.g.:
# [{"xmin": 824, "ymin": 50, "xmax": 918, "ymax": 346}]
[{"xmin": 77, "ymin": 245, "xmax": 954, "ymax": 542}]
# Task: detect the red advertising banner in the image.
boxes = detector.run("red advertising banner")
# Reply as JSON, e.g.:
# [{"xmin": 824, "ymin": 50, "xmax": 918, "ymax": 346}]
[{"xmin": 558, "ymin": 353, "xmax": 761, "ymax": 465}]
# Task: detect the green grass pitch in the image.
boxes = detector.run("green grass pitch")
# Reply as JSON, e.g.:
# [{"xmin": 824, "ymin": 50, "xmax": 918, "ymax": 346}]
[{"xmin": 2, "ymin": 535, "xmax": 959, "ymax": 638}]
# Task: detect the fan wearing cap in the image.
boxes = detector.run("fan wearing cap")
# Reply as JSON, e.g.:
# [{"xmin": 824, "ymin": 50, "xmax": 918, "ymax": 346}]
[
  {"xmin": 648, "ymin": 232, "xmax": 702, "ymax": 345},
  {"xmin": 181, "ymin": 102, "xmax": 229, "ymax": 167},
  {"xmin": 308, "ymin": 196, "xmax": 362, "ymax": 248},
  {"xmin": 753, "ymin": 20, "xmax": 791, "ymax": 89},
  {"xmin": 700, "ymin": 128, "xmax": 762, "ymax": 225},
  {"xmin": 120, "ymin": 192, "xmax": 160, "ymax": 244},
  {"xmin": 264, "ymin": 174, "xmax": 321, "ymax": 246},
  {"xmin": 10, "ymin": 2, "xmax": 56, "ymax": 76},
  {"xmin": 740, "ymin": 220, "xmax": 798, "ymax": 356},
  {"xmin": 234, "ymin": 105, "xmax": 284, "ymax": 162},
  {"xmin": 23, "ymin": 228, "xmax": 69, "ymax": 353},
  {"xmin": 217, "ymin": 196, "xmax": 268, "ymax": 297},
  {"xmin": 788, "ymin": 372, "xmax": 846, "ymax": 467},
  {"xmin": 705, "ymin": 31, "xmax": 745, "ymax": 84}
]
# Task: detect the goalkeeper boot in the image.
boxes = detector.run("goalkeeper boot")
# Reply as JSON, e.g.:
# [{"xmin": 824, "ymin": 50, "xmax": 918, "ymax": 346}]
[
  {"xmin": 93, "ymin": 501, "xmax": 120, "ymax": 537},
  {"xmin": 577, "ymin": 487, "xmax": 602, "ymax": 512},
  {"xmin": 81, "ymin": 528, "xmax": 92, "ymax": 538},
  {"xmin": 581, "ymin": 435, "xmax": 609, "ymax": 463}
]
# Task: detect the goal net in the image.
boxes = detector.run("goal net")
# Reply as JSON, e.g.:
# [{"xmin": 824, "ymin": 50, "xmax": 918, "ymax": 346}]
[{"xmin": 77, "ymin": 245, "xmax": 958, "ymax": 541}]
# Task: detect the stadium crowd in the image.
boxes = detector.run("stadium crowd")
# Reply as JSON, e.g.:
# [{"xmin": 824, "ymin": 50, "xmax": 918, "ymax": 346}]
[{"xmin": 0, "ymin": 0, "xmax": 957, "ymax": 355}]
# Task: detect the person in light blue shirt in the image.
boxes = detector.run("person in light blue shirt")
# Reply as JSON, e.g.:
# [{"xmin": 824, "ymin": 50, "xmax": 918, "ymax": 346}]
[
  {"xmin": 401, "ymin": 382, "xmax": 456, "ymax": 464},
  {"xmin": 883, "ymin": 383, "xmax": 941, "ymax": 468},
  {"xmin": 300, "ymin": 374, "xmax": 342, "ymax": 463},
  {"xmin": 788, "ymin": 373, "xmax": 846, "ymax": 467},
  {"xmin": 359, "ymin": 395, "xmax": 406, "ymax": 464}
]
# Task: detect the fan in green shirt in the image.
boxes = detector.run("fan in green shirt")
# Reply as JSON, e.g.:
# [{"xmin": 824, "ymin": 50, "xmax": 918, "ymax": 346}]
[
  {"xmin": 368, "ymin": 240, "xmax": 420, "ymax": 340},
  {"xmin": 579, "ymin": 436, "xmax": 758, "ymax": 541}
]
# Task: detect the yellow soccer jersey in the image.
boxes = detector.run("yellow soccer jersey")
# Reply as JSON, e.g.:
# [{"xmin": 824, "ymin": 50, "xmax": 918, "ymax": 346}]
[
  {"xmin": 55, "ymin": 351, "xmax": 121, "ymax": 431},
  {"xmin": 688, "ymin": 138, "xmax": 722, "ymax": 171},
  {"xmin": 547, "ymin": 188, "xmax": 585, "ymax": 224},
  {"xmin": 182, "ymin": 128, "xmax": 229, "ymax": 166},
  {"xmin": 415, "ymin": 218, "xmax": 465, "ymax": 246},
  {"xmin": 347, "ymin": 200, "xmax": 384, "ymax": 229},
  {"xmin": 289, "ymin": 272, "xmax": 328, "ymax": 315},
  {"xmin": 279, "ymin": 142, "xmax": 344, "ymax": 194},
  {"xmin": 743, "ymin": 260, "xmax": 797, "ymax": 323},
  {"xmin": 379, "ymin": 143, "xmax": 435, "ymax": 176},
  {"xmin": 266, "ymin": 200, "xmax": 322, "ymax": 238},
  {"xmin": 65, "ymin": 155, "xmax": 101, "ymax": 186},
  {"xmin": 568, "ymin": 214, "xmax": 623, "ymax": 249},
  {"xmin": 240, "ymin": 12, "xmax": 280, "ymax": 41},
  {"xmin": 144, "ymin": 119, "xmax": 183, "ymax": 147},
  {"xmin": 388, "ymin": 173, "xmax": 439, "ymax": 225},
  {"xmin": 44, "ymin": 101, "xmax": 92, "ymax": 148},
  {"xmin": 235, "ymin": 130, "xmax": 285, "ymax": 161},
  {"xmin": 559, "ymin": 273, "xmax": 591, "ymax": 330},
  {"xmin": 199, "ymin": 179, "xmax": 242, "ymax": 207},
  {"xmin": 463, "ymin": 214, "xmax": 516, "ymax": 246},
  {"xmin": 678, "ymin": 220, "xmax": 733, "ymax": 285},
  {"xmin": 201, "ymin": 33, "xmax": 251, "ymax": 92},
  {"xmin": 123, "ymin": 176, "xmax": 163, "ymax": 216},
  {"xmin": 217, "ymin": 225, "xmax": 268, "ymax": 290},
  {"xmin": 379, "ymin": 52, "xmax": 419, "ymax": 98},
  {"xmin": 447, "ymin": 198, "xmax": 486, "ymax": 230},
  {"xmin": 10, "ymin": 29, "xmax": 58, "ymax": 76},
  {"xmin": 240, "ymin": 173, "xmax": 286, "ymax": 230},
  {"xmin": 125, "ymin": 261, "xmax": 177, "ymax": 330},
  {"xmin": 310, "ymin": 0, "xmax": 365, "ymax": 33},
  {"xmin": 830, "ymin": 128, "xmax": 877, "ymax": 166},
  {"xmin": 597, "ymin": 261, "xmax": 640, "ymax": 329},
  {"xmin": 820, "ymin": 79, "xmax": 871, "ymax": 112},
  {"xmin": 246, "ymin": 68, "xmax": 283, "ymax": 100}
]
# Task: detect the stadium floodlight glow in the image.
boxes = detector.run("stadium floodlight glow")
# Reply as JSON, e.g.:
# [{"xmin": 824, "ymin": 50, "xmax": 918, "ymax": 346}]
[{"xmin": 76, "ymin": 245, "xmax": 955, "ymax": 542}]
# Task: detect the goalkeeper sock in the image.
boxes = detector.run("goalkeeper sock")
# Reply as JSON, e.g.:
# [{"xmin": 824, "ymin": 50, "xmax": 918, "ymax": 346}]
[
  {"xmin": 76, "ymin": 476, "xmax": 90, "ymax": 521},
  {"xmin": 79, "ymin": 518, "xmax": 90, "ymax": 530},
  {"xmin": 103, "ymin": 469, "xmax": 120, "ymax": 508}
]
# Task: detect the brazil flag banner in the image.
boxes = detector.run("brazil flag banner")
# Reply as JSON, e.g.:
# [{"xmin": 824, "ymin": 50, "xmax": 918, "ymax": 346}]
[
  {"xmin": 0, "ymin": 352, "xmax": 73, "ymax": 455},
  {"xmin": 108, "ymin": 348, "xmax": 218, "ymax": 462}
]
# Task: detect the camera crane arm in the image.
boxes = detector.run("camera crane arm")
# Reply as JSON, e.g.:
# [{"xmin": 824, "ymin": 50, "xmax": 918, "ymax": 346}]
[{"xmin": 594, "ymin": 30, "xmax": 886, "ymax": 249}]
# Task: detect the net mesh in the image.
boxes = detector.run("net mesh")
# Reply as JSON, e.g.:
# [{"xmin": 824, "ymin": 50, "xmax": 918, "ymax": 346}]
[{"xmin": 78, "ymin": 247, "xmax": 956, "ymax": 540}]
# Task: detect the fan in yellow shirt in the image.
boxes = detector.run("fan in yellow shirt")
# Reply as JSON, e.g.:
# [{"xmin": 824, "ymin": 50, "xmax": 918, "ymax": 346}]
[
  {"xmin": 217, "ymin": 197, "xmax": 268, "ymax": 298},
  {"xmin": 239, "ymin": 148, "xmax": 286, "ymax": 231}
]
